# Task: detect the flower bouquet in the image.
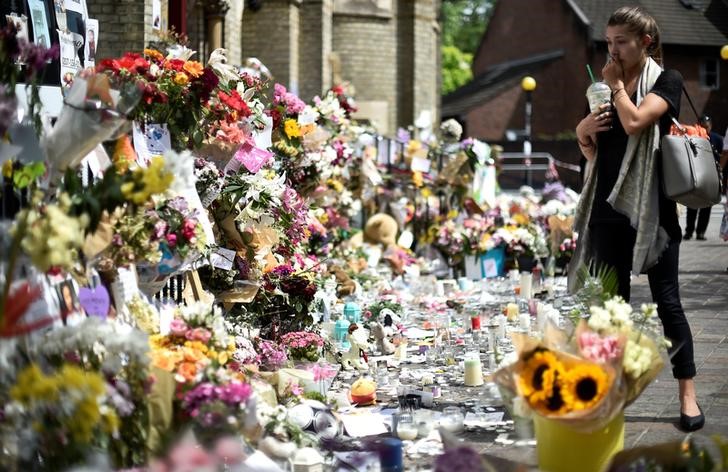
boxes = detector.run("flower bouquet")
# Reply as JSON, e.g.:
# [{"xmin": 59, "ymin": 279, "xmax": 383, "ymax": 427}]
[
  {"xmin": 494, "ymin": 296, "xmax": 666, "ymax": 472},
  {"xmin": 280, "ymin": 331, "xmax": 324, "ymax": 362},
  {"xmin": 42, "ymin": 72, "xmax": 141, "ymax": 177}
]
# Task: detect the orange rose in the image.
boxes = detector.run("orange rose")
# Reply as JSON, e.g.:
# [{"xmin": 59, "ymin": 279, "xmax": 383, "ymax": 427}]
[
  {"xmin": 177, "ymin": 362, "xmax": 198, "ymax": 382},
  {"xmin": 183, "ymin": 346, "xmax": 205, "ymax": 363},
  {"xmin": 151, "ymin": 352, "xmax": 177, "ymax": 371},
  {"xmin": 183, "ymin": 61, "xmax": 204, "ymax": 78}
]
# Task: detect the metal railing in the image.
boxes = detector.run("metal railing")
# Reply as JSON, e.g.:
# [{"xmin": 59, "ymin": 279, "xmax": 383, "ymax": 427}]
[{"xmin": 498, "ymin": 152, "xmax": 581, "ymax": 189}]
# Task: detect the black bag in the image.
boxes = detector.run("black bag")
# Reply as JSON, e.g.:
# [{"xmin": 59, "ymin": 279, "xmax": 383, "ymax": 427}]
[{"xmin": 661, "ymin": 87, "xmax": 723, "ymax": 209}]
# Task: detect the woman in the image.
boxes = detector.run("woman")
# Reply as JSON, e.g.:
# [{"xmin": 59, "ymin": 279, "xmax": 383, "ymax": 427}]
[{"xmin": 572, "ymin": 6, "xmax": 703, "ymax": 431}]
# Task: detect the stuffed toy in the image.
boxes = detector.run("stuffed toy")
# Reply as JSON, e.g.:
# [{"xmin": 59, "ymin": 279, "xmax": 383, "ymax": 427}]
[
  {"xmin": 370, "ymin": 322, "xmax": 395, "ymax": 355},
  {"xmin": 363, "ymin": 213, "xmax": 398, "ymax": 247},
  {"xmin": 328, "ymin": 265, "xmax": 357, "ymax": 297}
]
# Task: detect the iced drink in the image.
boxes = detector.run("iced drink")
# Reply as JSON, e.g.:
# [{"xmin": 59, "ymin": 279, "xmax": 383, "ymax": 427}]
[{"xmin": 586, "ymin": 81, "xmax": 612, "ymax": 114}]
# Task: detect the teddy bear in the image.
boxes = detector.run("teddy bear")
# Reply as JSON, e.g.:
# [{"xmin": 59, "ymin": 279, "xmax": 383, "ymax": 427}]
[{"xmin": 328, "ymin": 265, "xmax": 357, "ymax": 298}]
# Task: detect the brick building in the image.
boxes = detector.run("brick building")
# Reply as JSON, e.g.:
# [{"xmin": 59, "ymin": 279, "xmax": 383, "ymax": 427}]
[
  {"xmin": 442, "ymin": 0, "xmax": 728, "ymax": 174},
  {"xmin": 241, "ymin": 0, "xmax": 441, "ymax": 135},
  {"xmin": 87, "ymin": 0, "xmax": 245, "ymax": 66}
]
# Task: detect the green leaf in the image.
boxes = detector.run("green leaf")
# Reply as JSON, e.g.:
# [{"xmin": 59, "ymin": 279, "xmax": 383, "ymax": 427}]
[{"xmin": 12, "ymin": 162, "xmax": 45, "ymax": 188}]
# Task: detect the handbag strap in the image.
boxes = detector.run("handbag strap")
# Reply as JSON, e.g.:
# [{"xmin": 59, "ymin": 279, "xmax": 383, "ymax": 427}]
[{"xmin": 680, "ymin": 86, "xmax": 701, "ymax": 123}]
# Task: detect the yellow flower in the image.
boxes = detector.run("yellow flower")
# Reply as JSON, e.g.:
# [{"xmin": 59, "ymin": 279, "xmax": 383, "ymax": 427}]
[
  {"xmin": 421, "ymin": 187, "xmax": 432, "ymax": 198},
  {"xmin": 447, "ymin": 209, "xmax": 458, "ymax": 220},
  {"xmin": 412, "ymin": 171, "xmax": 423, "ymax": 188},
  {"xmin": 218, "ymin": 352, "xmax": 229, "ymax": 364},
  {"xmin": 561, "ymin": 363, "xmax": 610, "ymax": 411},
  {"xmin": 284, "ymin": 119, "xmax": 301, "ymax": 138},
  {"xmin": 174, "ymin": 72, "xmax": 190, "ymax": 85},
  {"xmin": 183, "ymin": 60, "xmax": 204, "ymax": 78},
  {"xmin": 2, "ymin": 160, "xmax": 13, "ymax": 178},
  {"xmin": 516, "ymin": 349, "xmax": 562, "ymax": 400},
  {"xmin": 144, "ymin": 48, "xmax": 164, "ymax": 62},
  {"xmin": 513, "ymin": 213, "xmax": 529, "ymax": 225}
]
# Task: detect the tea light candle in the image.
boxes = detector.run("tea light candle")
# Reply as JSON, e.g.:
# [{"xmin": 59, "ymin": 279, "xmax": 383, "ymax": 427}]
[
  {"xmin": 519, "ymin": 272, "xmax": 532, "ymax": 300},
  {"xmin": 440, "ymin": 406, "xmax": 464, "ymax": 433}
]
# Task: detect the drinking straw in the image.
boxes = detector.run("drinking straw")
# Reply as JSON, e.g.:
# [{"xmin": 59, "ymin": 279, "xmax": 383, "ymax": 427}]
[{"xmin": 586, "ymin": 64, "xmax": 596, "ymax": 84}]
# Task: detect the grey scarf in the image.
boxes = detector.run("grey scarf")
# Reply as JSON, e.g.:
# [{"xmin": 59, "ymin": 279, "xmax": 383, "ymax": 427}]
[{"xmin": 569, "ymin": 58, "xmax": 669, "ymax": 292}]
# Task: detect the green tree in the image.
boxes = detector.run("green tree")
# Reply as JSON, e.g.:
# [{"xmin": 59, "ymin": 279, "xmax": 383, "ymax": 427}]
[
  {"xmin": 441, "ymin": 0, "xmax": 495, "ymax": 94},
  {"xmin": 442, "ymin": 45, "xmax": 473, "ymax": 94}
]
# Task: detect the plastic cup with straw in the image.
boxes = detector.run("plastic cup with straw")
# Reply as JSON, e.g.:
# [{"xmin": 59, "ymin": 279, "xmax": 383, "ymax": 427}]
[{"xmin": 585, "ymin": 64, "xmax": 612, "ymax": 114}]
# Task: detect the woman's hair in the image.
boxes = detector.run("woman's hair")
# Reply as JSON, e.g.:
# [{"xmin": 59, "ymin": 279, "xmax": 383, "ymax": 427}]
[{"xmin": 608, "ymin": 6, "xmax": 663, "ymax": 66}]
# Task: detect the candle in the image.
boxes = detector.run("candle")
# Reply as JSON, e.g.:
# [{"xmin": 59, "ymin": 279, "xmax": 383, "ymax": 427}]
[
  {"xmin": 464, "ymin": 355, "xmax": 484, "ymax": 386},
  {"xmin": 471, "ymin": 314, "xmax": 481, "ymax": 331},
  {"xmin": 518, "ymin": 313, "xmax": 531, "ymax": 332},
  {"xmin": 487, "ymin": 326, "xmax": 496, "ymax": 350},
  {"xmin": 379, "ymin": 438, "xmax": 403, "ymax": 472},
  {"xmin": 396, "ymin": 423, "xmax": 418, "ymax": 440},
  {"xmin": 496, "ymin": 314, "xmax": 506, "ymax": 339},
  {"xmin": 519, "ymin": 272, "xmax": 532, "ymax": 300},
  {"xmin": 505, "ymin": 303, "xmax": 519, "ymax": 321}
]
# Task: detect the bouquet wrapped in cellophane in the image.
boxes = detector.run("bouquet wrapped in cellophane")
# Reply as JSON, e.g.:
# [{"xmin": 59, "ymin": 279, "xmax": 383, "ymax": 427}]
[
  {"xmin": 494, "ymin": 295, "xmax": 668, "ymax": 432},
  {"xmin": 42, "ymin": 73, "xmax": 140, "ymax": 176}
]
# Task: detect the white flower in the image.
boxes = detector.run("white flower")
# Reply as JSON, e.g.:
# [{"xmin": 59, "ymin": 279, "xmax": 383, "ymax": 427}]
[
  {"xmin": 588, "ymin": 306, "xmax": 612, "ymax": 332},
  {"xmin": 298, "ymin": 105, "xmax": 319, "ymax": 125},
  {"xmin": 163, "ymin": 149, "xmax": 197, "ymax": 196},
  {"xmin": 623, "ymin": 339, "xmax": 653, "ymax": 379}
]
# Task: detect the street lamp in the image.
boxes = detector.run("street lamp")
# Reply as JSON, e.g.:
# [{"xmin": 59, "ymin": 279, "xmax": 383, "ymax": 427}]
[
  {"xmin": 521, "ymin": 76, "xmax": 536, "ymax": 186},
  {"xmin": 721, "ymin": 45, "xmax": 728, "ymax": 60}
]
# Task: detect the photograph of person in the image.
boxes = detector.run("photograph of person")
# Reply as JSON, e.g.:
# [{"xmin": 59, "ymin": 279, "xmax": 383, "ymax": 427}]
[
  {"xmin": 56, "ymin": 279, "xmax": 82, "ymax": 323},
  {"xmin": 86, "ymin": 27, "xmax": 95, "ymax": 61}
]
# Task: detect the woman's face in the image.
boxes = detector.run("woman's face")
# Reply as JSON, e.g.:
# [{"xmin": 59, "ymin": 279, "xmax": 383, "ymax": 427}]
[{"xmin": 605, "ymin": 25, "xmax": 647, "ymax": 69}]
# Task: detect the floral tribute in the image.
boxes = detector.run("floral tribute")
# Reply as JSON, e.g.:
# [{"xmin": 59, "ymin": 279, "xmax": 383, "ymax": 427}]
[
  {"xmin": 495, "ymin": 295, "xmax": 666, "ymax": 430},
  {"xmin": 280, "ymin": 331, "xmax": 324, "ymax": 361}
]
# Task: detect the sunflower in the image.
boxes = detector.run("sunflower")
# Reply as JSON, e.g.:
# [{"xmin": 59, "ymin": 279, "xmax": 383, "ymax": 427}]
[
  {"xmin": 561, "ymin": 363, "xmax": 610, "ymax": 411},
  {"xmin": 516, "ymin": 349, "xmax": 563, "ymax": 402}
]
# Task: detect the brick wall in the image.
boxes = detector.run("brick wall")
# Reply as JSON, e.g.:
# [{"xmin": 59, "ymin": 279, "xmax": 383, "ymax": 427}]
[
  {"xmin": 242, "ymin": 0, "xmax": 301, "ymax": 93},
  {"xmin": 87, "ymin": 0, "xmax": 147, "ymax": 59},
  {"xmin": 299, "ymin": 0, "xmax": 333, "ymax": 101},
  {"xmin": 333, "ymin": 10, "xmax": 398, "ymax": 134}
]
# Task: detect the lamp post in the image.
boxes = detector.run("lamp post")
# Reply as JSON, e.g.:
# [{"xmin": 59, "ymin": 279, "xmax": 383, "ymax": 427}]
[
  {"xmin": 521, "ymin": 76, "xmax": 537, "ymax": 186},
  {"xmin": 721, "ymin": 45, "xmax": 728, "ymax": 60}
]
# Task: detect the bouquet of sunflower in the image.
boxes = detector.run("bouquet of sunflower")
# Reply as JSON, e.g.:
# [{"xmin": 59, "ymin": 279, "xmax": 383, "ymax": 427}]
[{"xmin": 494, "ymin": 295, "xmax": 666, "ymax": 432}]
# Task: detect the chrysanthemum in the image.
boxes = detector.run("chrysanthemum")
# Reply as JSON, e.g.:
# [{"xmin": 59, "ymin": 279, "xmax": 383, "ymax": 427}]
[{"xmin": 561, "ymin": 363, "xmax": 610, "ymax": 411}]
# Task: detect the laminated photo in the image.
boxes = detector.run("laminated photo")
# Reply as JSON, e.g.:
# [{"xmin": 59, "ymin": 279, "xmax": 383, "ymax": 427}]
[
  {"xmin": 84, "ymin": 18, "xmax": 98, "ymax": 68},
  {"xmin": 58, "ymin": 29, "xmax": 82, "ymax": 86},
  {"xmin": 27, "ymin": 0, "xmax": 51, "ymax": 48}
]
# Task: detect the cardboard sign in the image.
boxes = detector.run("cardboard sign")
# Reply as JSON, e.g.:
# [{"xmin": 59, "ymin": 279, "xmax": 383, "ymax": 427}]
[{"xmin": 78, "ymin": 285, "xmax": 110, "ymax": 319}]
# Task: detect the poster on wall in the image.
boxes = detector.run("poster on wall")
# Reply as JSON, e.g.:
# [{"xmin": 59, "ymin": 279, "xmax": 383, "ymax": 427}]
[
  {"xmin": 53, "ymin": 0, "xmax": 67, "ymax": 32},
  {"xmin": 152, "ymin": 0, "xmax": 161, "ymax": 29},
  {"xmin": 64, "ymin": 0, "xmax": 87, "ymax": 64},
  {"xmin": 58, "ymin": 29, "xmax": 82, "ymax": 85},
  {"xmin": 5, "ymin": 14, "xmax": 29, "ymax": 43},
  {"xmin": 84, "ymin": 18, "xmax": 97, "ymax": 68},
  {"xmin": 27, "ymin": 0, "xmax": 51, "ymax": 48}
]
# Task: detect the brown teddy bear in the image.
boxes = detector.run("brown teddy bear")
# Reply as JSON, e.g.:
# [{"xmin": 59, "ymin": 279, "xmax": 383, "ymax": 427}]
[{"xmin": 328, "ymin": 265, "xmax": 357, "ymax": 297}]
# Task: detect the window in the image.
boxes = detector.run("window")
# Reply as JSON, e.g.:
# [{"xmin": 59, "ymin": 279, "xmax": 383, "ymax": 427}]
[{"xmin": 700, "ymin": 59, "xmax": 719, "ymax": 89}]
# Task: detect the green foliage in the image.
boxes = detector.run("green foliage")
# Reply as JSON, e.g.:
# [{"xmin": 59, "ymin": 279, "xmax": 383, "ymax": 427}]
[
  {"xmin": 442, "ymin": 45, "xmax": 473, "ymax": 95},
  {"xmin": 441, "ymin": 0, "xmax": 495, "ymax": 54},
  {"xmin": 573, "ymin": 262, "xmax": 620, "ymax": 307},
  {"xmin": 440, "ymin": 0, "xmax": 496, "ymax": 94},
  {"xmin": 303, "ymin": 391, "xmax": 326, "ymax": 403}
]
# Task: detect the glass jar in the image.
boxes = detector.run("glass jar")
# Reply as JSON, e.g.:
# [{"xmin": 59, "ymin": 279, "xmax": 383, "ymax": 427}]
[
  {"xmin": 440, "ymin": 406, "xmax": 464, "ymax": 433},
  {"xmin": 395, "ymin": 412, "xmax": 418, "ymax": 440}
]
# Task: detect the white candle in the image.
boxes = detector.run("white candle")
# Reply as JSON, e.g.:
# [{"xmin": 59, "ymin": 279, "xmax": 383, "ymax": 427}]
[
  {"xmin": 519, "ymin": 272, "xmax": 532, "ymax": 300},
  {"xmin": 518, "ymin": 313, "xmax": 531, "ymax": 332},
  {"xmin": 496, "ymin": 315, "xmax": 506, "ymax": 339},
  {"xmin": 397, "ymin": 424, "xmax": 418, "ymax": 440},
  {"xmin": 464, "ymin": 357, "xmax": 484, "ymax": 386},
  {"xmin": 487, "ymin": 327, "xmax": 496, "ymax": 350}
]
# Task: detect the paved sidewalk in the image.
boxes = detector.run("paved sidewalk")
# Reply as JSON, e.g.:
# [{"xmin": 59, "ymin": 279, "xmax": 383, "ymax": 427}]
[{"xmin": 627, "ymin": 205, "xmax": 728, "ymax": 444}]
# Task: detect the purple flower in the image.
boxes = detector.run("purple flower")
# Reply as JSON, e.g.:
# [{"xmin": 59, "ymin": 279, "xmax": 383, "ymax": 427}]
[
  {"xmin": 460, "ymin": 137, "xmax": 475, "ymax": 149},
  {"xmin": 166, "ymin": 196, "xmax": 189, "ymax": 214},
  {"xmin": 434, "ymin": 447, "xmax": 485, "ymax": 472},
  {"xmin": 396, "ymin": 128, "xmax": 411, "ymax": 144}
]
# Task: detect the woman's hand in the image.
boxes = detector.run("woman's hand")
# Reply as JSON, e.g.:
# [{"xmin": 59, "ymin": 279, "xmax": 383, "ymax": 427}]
[
  {"xmin": 577, "ymin": 103, "xmax": 612, "ymax": 140},
  {"xmin": 602, "ymin": 57, "xmax": 624, "ymax": 90}
]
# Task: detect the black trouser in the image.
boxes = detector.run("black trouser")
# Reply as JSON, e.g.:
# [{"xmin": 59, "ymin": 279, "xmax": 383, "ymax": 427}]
[
  {"xmin": 685, "ymin": 207, "xmax": 711, "ymax": 237},
  {"xmin": 591, "ymin": 223, "xmax": 696, "ymax": 379}
]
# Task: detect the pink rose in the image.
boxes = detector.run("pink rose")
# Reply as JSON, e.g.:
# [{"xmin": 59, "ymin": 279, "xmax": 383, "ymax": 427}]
[
  {"xmin": 186, "ymin": 327, "xmax": 212, "ymax": 343},
  {"xmin": 166, "ymin": 233, "xmax": 178, "ymax": 247},
  {"xmin": 170, "ymin": 319, "xmax": 188, "ymax": 337}
]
